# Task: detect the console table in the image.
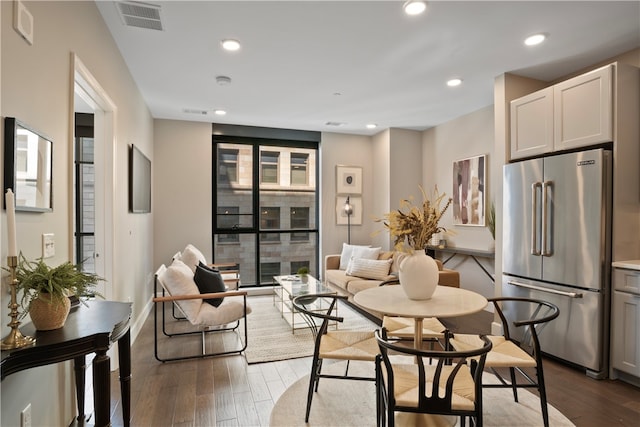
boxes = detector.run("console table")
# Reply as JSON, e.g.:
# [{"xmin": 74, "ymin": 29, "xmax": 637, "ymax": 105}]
[
  {"xmin": 1, "ymin": 300, "xmax": 132, "ymax": 427},
  {"xmin": 427, "ymin": 246, "xmax": 495, "ymax": 283}
]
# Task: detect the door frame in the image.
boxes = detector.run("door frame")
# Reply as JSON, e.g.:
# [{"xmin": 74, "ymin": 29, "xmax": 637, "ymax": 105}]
[{"xmin": 71, "ymin": 54, "xmax": 117, "ymax": 301}]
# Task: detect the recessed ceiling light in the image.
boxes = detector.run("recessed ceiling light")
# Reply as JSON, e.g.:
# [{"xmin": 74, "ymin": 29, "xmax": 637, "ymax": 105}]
[
  {"xmin": 447, "ymin": 78, "xmax": 463, "ymax": 87},
  {"xmin": 221, "ymin": 39, "xmax": 241, "ymax": 51},
  {"xmin": 524, "ymin": 33, "xmax": 546, "ymax": 46},
  {"xmin": 215, "ymin": 75, "xmax": 232, "ymax": 86},
  {"xmin": 214, "ymin": 109, "xmax": 227, "ymax": 116},
  {"xmin": 403, "ymin": 0, "xmax": 427, "ymax": 16},
  {"xmin": 366, "ymin": 123, "xmax": 378, "ymax": 129}
]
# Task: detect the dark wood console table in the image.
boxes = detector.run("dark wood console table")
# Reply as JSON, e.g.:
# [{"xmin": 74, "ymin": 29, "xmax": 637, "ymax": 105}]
[
  {"xmin": 427, "ymin": 245, "xmax": 495, "ymax": 283},
  {"xmin": 1, "ymin": 300, "xmax": 132, "ymax": 426}
]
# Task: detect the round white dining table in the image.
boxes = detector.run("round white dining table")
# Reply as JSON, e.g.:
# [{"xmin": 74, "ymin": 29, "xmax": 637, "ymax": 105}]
[{"xmin": 354, "ymin": 285, "xmax": 488, "ymax": 348}]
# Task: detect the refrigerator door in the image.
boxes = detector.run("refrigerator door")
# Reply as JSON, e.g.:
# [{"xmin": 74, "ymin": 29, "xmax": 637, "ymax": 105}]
[
  {"xmin": 502, "ymin": 276, "xmax": 607, "ymax": 377},
  {"xmin": 542, "ymin": 149, "xmax": 610, "ymax": 289},
  {"xmin": 503, "ymin": 158, "xmax": 543, "ymax": 280}
]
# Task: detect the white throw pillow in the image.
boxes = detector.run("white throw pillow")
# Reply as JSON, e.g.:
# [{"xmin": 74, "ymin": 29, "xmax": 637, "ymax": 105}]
[
  {"xmin": 339, "ymin": 243, "xmax": 381, "ymax": 270},
  {"xmin": 159, "ymin": 259, "xmax": 201, "ymax": 323},
  {"xmin": 181, "ymin": 244, "xmax": 207, "ymax": 272},
  {"xmin": 346, "ymin": 258, "xmax": 393, "ymax": 280}
]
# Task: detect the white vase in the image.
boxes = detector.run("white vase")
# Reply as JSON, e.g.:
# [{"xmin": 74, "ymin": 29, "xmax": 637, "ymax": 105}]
[{"xmin": 398, "ymin": 251, "xmax": 439, "ymax": 300}]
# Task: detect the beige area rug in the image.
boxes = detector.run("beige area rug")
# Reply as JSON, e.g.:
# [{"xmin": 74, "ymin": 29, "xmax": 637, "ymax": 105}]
[
  {"xmin": 270, "ymin": 361, "xmax": 575, "ymax": 427},
  {"xmin": 245, "ymin": 295, "xmax": 378, "ymax": 364}
]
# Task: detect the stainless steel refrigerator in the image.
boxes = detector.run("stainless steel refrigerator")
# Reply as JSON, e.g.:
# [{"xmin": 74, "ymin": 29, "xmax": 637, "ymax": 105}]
[{"xmin": 503, "ymin": 148, "xmax": 612, "ymax": 378}]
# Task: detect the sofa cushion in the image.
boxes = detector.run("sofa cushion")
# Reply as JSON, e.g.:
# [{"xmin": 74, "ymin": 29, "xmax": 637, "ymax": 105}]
[
  {"xmin": 194, "ymin": 263, "xmax": 226, "ymax": 307},
  {"xmin": 346, "ymin": 279, "xmax": 386, "ymax": 295},
  {"xmin": 325, "ymin": 269, "xmax": 351, "ymax": 292},
  {"xmin": 346, "ymin": 258, "xmax": 393, "ymax": 280},
  {"xmin": 339, "ymin": 243, "xmax": 381, "ymax": 270},
  {"xmin": 181, "ymin": 244, "xmax": 207, "ymax": 272},
  {"xmin": 159, "ymin": 260, "xmax": 201, "ymax": 322}
]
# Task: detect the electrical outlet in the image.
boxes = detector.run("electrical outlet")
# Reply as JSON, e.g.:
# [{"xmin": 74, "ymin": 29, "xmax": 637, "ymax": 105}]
[{"xmin": 21, "ymin": 403, "xmax": 31, "ymax": 427}]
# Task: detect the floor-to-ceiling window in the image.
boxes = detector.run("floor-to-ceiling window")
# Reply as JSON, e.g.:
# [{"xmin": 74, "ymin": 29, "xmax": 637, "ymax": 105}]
[{"xmin": 212, "ymin": 125, "xmax": 320, "ymax": 287}]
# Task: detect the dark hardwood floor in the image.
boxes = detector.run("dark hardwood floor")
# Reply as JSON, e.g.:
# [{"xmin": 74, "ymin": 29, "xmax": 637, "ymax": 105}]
[{"xmin": 100, "ymin": 298, "xmax": 640, "ymax": 426}]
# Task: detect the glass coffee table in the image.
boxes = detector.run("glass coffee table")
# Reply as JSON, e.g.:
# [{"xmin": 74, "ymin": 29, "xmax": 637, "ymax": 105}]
[{"xmin": 273, "ymin": 275, "xmax": 337, "ymax": 333}]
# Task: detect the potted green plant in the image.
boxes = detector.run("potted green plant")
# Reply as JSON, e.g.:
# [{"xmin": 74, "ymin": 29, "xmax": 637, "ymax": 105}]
[
  {"xmin": 488, "ymin": 202, "xmax": 496, "ymax": 250},
  {"xmin": 13, "ymin": 254, "xmax": 103, "ymax": 330},
  {"xmin": 297, "ymin": 266, "xmax": 309, "ymax": 283}
]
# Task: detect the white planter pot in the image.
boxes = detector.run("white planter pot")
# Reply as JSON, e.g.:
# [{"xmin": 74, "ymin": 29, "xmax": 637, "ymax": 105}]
[{"xmin": 398, "ymin": 251, "xmax": 439, "ymax": 300}]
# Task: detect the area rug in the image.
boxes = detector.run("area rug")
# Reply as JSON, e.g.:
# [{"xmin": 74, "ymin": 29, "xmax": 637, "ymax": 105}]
[
  {"xmin": 245, "ymin": 296, "xmax": 378, "ymax": 364},
  {"xmin": 269, "ymin": 361, "xmax": 575, "ymax": 427}
]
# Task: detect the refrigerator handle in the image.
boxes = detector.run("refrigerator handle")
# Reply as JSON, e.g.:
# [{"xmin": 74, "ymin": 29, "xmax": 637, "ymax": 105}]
[
  {"xmin": 541, "ymin": 181, "xmax": 553, "ymax": 257},
  {"xmin": 507, "ymin": 280, "xmax": 584, "ymax": 298},
  {"xmin": 531, "ymin": 182, "xmax": 541, "ymax": 255}
]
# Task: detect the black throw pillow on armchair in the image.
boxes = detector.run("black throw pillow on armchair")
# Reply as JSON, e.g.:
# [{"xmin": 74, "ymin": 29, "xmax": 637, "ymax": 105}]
[{"xmin": 194, "ymin": 263, "xmax": 226, "ymax": 307}]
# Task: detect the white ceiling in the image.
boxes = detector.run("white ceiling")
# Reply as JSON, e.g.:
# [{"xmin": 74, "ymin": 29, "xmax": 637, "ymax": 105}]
[{"xmin": 96, "ymin": 1, "xmax": 640, "ymax": 136}]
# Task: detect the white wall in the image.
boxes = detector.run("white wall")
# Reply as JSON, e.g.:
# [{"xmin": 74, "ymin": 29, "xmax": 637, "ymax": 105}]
[
  {"xmin": 422, "ymin": 106, "xmax": 496, "ymax": 298},
  {"xmin": 153, "ymin": 119, "xmax": 213, "ymax": 268},
  {"xmin": 320, "ymin": 132, "xmax": 376, "ymax": 266},
  {"xmin": 371, "ymin": 129, "xmax": 391, "ymax": 250},
  {"xmin": 1, "ymin": 2, "xmax": 153, "ymax": 425}
]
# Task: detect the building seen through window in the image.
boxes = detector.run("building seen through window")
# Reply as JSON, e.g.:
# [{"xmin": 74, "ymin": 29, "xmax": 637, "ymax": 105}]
[{"xmin": 214, "ymin": 137, "xmax": 318, "ymax": 287}]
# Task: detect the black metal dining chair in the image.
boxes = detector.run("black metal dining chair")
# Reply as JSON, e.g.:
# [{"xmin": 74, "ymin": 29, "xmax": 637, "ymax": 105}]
[
  {"xmin": 448, "ymin": 297, "xmax": 559, "ymax": 427},
  {"xmin": 376, "ymin": 327, "xmax": 492, "ymax": 427},
  {"xmin": 292, "ymin": 293, "xmax": 379, "ymax": 423}
]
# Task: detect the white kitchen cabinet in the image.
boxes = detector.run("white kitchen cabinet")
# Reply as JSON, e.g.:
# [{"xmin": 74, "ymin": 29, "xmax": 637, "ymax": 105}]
[
  {"xmin": 509, "ymin": 64, "xmax": 614, "ymax": 160},
  {"xmin": 554, "ymin": 65, "xmax": 613, "ymax": 151},
  {"xmin": 611, "ymin": 266, "xmax": 640, "ymax": 379},
  {"xmin": 510, "ymin": 87, "xmax": 554, "ymax": 159}
]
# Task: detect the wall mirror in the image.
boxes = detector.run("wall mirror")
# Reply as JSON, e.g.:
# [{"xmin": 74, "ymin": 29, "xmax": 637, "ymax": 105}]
[{"xmin": 3, "ymin": 117, "xmax": 53, "ymax": 212}]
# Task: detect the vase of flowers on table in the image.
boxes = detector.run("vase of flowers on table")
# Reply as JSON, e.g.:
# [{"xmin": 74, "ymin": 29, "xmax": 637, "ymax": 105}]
[{"xmin": 376, "ymin": 186, "xmax": 452, "ymax": 300}]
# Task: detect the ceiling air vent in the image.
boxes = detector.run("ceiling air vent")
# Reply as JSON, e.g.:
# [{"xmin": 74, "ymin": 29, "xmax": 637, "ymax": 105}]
[
  {"xmin": 183, "ymin": 108, "xmax": 209, "ymax": 116},
  {"xmin": 117, "ymin": 1, "xmax": 163, "ymax": 31},
  {"xmin": 325, "ymin": 121, "xmax": 346, "ymax": 127}
]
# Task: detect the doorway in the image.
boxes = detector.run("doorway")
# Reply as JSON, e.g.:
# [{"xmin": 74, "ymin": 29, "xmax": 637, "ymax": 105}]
[{"xmin": 72, "ymin": 55, "xmax": 116, "ymax": 300}]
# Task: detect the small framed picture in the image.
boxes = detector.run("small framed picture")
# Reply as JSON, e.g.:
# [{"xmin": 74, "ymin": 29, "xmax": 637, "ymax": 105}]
[
  {"xmin": 336, "ymin": 196, "xmax": 362, "ymax": 225},
  {"xmin": 336, "ymin": 165, "xmax": 362, "ymax": 195}
]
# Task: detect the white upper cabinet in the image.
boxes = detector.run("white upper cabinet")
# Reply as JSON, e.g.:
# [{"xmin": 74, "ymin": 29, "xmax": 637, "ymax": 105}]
[
  {"xmin": 509, "ymin": 64, "xmax": 614, "ymax": 160},
  {"xmin": 554, "ymin": 65, "xmax": 613, "ymax": 151},
  {"xmin": 510, "ymin": 87, "xmax": 554, "ymax": 159}
]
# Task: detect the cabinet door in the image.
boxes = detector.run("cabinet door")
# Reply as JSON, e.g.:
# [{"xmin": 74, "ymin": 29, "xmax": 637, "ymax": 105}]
[
  {"xmin": 510, "ymin": 87, "xmax": 553, "ymax": 160},
  {"xmin": 612, "ymin": 290, "xmax": 640, "ymax": 377},
  {"xmin": 554, "ymin": 65, "xmax": 613, "ymax": 150}
]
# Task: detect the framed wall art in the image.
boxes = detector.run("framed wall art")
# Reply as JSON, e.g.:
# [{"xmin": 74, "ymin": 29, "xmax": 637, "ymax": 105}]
[
  {"xmin": 452, "ymin": 154, "xmax": 486, "ymax": 226},
  {"xmin": 336, "ymin": 165, "xmax": 362, "ymax": 195}
]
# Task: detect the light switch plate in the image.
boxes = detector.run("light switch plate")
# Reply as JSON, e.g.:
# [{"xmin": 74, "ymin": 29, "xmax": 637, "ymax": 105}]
[
  {"xmin": 42, "ymin": 233, "xmax": 55, "ymax": 258},
  {"xmin": 13, "ymin": 0, "xmax": 34, "ymax": 45}
]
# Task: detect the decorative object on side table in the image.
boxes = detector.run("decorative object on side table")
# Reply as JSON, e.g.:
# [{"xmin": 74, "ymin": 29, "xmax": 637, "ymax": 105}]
[
  {"xmin": 376, "ymin": 186, "xmax": 452, "ymax": 300},
  {"xmin": 2, "ymin": 188, "xmax": 35, "ymax": 350},
  {"xmin": 487, "ymin": 201, "xmax": 496, "ymax": 251},
  {"xmin": 12, "ymin": 254, "xmax": 103, "ymax": 331}
]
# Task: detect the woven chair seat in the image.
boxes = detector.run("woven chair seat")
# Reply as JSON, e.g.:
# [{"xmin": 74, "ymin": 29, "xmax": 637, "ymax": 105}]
[
  {"xmin": 319, "ymin": 330, "xmax": 379, "ymax": 361},
  {"xmin": 376, "ymin": 329, "xmax": 492, "ymax": 426},
  {"xmin": 449, "ymin": 334, "xmax": 537, "ymax": 368},
  {"xmin": 382, "ymin": 316, "xmax": 446, "ymax": 339},
  {"xmin": 384, "ymin": 363, "xmax": 476, "ymax": 411},
  {"xmin": 447, "ymin": 297, "xmax": 559, "ymax": 427}
]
